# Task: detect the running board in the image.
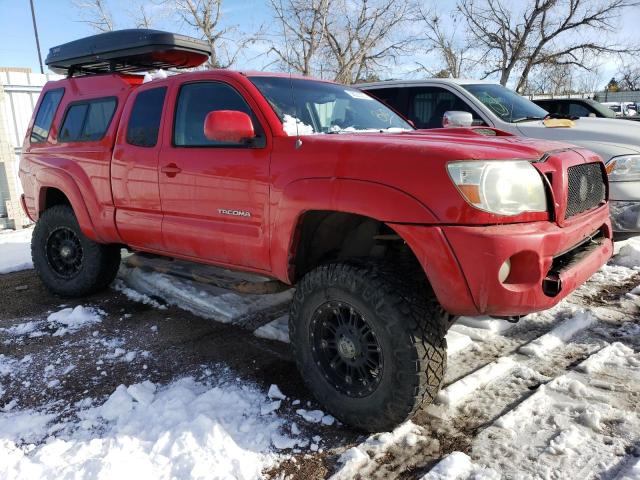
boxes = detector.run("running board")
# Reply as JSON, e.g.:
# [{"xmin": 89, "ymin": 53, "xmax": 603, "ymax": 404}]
[{"xmin": 124, "ymin": 253, "xmax": 290, "ymax": 295}]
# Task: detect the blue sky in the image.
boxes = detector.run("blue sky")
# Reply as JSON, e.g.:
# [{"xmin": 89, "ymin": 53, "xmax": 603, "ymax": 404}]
[
  {"xmin": 0, "ymin": 0, "xmax": 637, "ymax": 88},
  {"xmin": 0, "ymin": 0, "xmax": 270, "ymax": 73}
]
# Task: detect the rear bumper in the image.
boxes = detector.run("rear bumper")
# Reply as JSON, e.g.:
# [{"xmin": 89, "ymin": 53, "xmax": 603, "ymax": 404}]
[{"xmin": 390, "ymin": 206, "xmax": 613, "ymax": 317}]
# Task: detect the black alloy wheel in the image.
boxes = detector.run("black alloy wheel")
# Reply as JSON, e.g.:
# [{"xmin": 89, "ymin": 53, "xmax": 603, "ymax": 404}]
[
  {"xmin": 46, "ymin": 226, "xmax": 84, "ymax": 278},
  {"xmin": 310, "ymin": 301, "xmax": 383, "ymax": 398}
]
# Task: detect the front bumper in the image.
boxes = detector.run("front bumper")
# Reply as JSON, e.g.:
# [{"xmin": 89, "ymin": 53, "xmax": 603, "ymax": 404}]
[{"xmin": 391, "ymin": 206, "xmax": 612, "ymax": 317}]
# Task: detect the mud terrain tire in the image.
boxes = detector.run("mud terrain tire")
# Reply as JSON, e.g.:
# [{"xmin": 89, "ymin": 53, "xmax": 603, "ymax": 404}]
[
  {"xmin": 32, "ymin": 205, "xmax": 121, "ymax": 297},
  {"xmin": 289, "ymin": 261, "xmax": 447, "ymax": 432}
]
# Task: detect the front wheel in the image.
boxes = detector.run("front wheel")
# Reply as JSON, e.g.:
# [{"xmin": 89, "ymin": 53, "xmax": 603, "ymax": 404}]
[
  {"xmin": 32, "ymin": 205, "xmax": 121, "ymax": 297},
  {"xmin": 289, "ymin": 261, "xmax": 447, "ymax": 432}
]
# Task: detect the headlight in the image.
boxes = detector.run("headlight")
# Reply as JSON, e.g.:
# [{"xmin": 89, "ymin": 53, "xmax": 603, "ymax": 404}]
[
  {"xmin": 447, "ymin": 160, "xmax": 547, "ymax": 215},
  {"xmin": 606, "ymin": 155, "xmax": 640, "ymax": 181}
]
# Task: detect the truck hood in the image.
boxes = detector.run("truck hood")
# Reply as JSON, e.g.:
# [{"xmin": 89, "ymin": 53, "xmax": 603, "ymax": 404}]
[
  {"xmin": 516, "ymin": 117, "xmax": 640, "ymax": 160},
  {"xmin": 319, "ymin": 128, "xmax": 571, "ymax": 162}
]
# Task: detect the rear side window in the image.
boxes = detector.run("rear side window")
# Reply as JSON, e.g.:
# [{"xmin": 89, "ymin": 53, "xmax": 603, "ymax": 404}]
[
  {"xmin": 173, "ymin": 82, "xmax": 262, "ymax": 147},
  {"xmin": 59, "ymin": 97, "xmax": 117, "ymax": 142},
  {"xmin": 126, "ymin": 87, "xmax": 167, "ymax": 147},
  {"xmin": 31, "ymin": 88, "xmax": 64, "ymax": 143}
]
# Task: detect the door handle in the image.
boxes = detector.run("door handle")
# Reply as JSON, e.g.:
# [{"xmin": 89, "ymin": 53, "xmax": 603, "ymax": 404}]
[{"xmin": 161, "ymin": 163, "xmax": 182, "ymax": 177}]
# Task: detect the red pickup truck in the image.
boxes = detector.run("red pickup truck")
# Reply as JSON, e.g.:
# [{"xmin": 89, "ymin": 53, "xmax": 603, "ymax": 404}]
[{"xmin": 20, "ymin": 30, "xmax": 613, "ymax": 431}]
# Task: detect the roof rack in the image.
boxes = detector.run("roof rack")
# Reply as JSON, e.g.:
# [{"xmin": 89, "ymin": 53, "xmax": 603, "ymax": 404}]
[{"xmin": 45, "ymin": 29, "xmax": 210, "ymax": 77}]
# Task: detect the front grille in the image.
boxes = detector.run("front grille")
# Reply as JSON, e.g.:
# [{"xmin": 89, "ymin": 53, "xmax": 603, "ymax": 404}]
[{"xmin": 565, "ymin": 163, "xmax": 606, "ymax": 219}]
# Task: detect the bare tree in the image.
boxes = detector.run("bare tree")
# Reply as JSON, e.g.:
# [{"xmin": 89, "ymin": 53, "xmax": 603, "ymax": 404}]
[
  {"xmin": 268, "ymin": 0, "xmax": 332, "ymax": 77},
  {"xmin": 323, "ymin": 0, "xmax": 419, "ymax": 84},
  {"xmin": 133, "ymin": 4, "xmax": 155, "ymax": 29},
  {"xmin": 458, "ymin": 0, "xmax": 640, "ymax": 92},
  {"xmin": 167, "ymin": 0, "xmax": 259, "ymax": 68},
  {"xmin": 415, "ymin": 8, "xmax": 473, "ymax": 78},
  {"xmin": 617, "ymin": 62, "xmax": 640, "ymax": 90},
  {"xmin": 74, "ymin": 0, "xmax": 115, "ymax": 32}
]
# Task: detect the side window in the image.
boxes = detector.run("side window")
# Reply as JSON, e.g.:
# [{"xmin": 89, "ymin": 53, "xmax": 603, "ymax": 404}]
[
  {"xmin": 568, "ymin": 102, "xmax": 591, "ymax": 117},
  {"xmin": 173, "ymin": 82, "xmax": 263, "ymax": 147},
  {"xmin": 59, "ymin": 98, "xmax": 117, "ymax": 142},
  {"xmin": 408, "ymin": 87, "xmax": 483, "ymax": 129},
  {"xmin": 31, "ymin": 89, "xmax": 64, "ymax": 143},
  {"xmin": 368, "ymin": 88, "xmax": 402, "ymax": 110},
  {"xmin": 126, "ymin": 87, "xmax": 167, "ymax": 147}
]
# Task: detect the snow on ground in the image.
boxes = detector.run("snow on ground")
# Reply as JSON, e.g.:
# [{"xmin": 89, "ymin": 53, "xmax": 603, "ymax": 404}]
[
  {"xmin": 612, "ymin": 236, "xmax": 640, "ymax": 268},
  {"xmin": 330, "ymin": 422, "xmax": 427, "ymax": 480},
  {"xmin": 117, "ymin": 266, "xmax": 293, "ymax": 326},
  {"xmin": 254, "ymin": 315, "xmax": 290, "ymax": 343},
  {"xmin": 0, "ymin": 228, "xmax": 33, "ymax": 274},
  {"xmin": 1, "ymin": 228, "xmax": 639, "ymax": 478},
  {"xmin": 420, "ymin": 452, "xmax": 499, "ymax": 480},
  {"xmin": 1, "ymin": 376, "xmax": 305, "ymax": 480},
  {"xmin": 519, "ymin": 309, "xmax": 595, "ymax": 357}
]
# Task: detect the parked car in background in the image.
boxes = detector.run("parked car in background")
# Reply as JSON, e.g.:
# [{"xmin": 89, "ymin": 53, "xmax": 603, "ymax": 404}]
[
  {"xmin": 602, "ymin": 102, "xmax": 625, "ymax": 117},
  {"xmin": 602, "ymin": 101, "xmax": 638, "ymax": 117},
  {"xmin": 359, "ymin": 79, "xmax": 640, "ymax": 234},
  {"xmin": 532, "ymin": 98, "xmax": 617, "ymax": 119}
]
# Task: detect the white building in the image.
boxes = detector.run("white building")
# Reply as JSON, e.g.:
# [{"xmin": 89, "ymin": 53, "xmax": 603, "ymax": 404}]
[{"xmin": 0, "ymin": 68, "xmax": 62, "ymax": 229}]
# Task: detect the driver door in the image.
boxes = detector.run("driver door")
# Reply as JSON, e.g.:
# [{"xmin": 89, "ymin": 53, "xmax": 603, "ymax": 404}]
[{"xmin": 158, "ymin": 78, "xmax": 271, "ymax": 271}]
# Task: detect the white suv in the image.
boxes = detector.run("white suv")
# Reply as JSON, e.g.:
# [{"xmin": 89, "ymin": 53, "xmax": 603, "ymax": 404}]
[{"xmin": 359, "ymin": 79, "xmax": 640, "ymax": 234}]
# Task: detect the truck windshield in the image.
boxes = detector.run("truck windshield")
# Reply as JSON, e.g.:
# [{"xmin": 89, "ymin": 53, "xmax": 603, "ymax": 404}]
[
  {"xmin": 249, "ymin": 76, "xmax": 413, "ymax": 135},
  {"xmin": 463, "ymin": 84, "xmax": 549, "ymax": 123}
]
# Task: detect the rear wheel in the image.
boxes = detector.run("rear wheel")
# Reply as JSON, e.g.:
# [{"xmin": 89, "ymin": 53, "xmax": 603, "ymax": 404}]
[
  {"xmin": 32, "ymin": 205, "xmax": 120, "ymax": 297},
  {"xmin": 289, "ymin": 261, "xmax": 447, "ymax": 432}
]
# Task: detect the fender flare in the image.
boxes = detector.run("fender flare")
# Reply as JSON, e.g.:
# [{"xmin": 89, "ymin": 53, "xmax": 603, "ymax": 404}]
[
  {"xmin": 270, "ymin": 177, "xmax": 439, "ymax": 282},
  {"xmin": 35, "ymin": 167, "xmax": 100, "ymax": 242}
]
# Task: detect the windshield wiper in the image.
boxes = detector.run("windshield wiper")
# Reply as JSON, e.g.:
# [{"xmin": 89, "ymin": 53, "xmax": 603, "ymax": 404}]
[{"xmin": 512, "ymin": 115, "xmax": 546, "ymax": 123}]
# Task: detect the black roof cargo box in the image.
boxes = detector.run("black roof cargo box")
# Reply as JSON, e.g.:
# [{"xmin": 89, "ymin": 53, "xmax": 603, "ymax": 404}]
[{"xmin": 45, "ymin": 29, "xmax": 210, "ymax": 76}]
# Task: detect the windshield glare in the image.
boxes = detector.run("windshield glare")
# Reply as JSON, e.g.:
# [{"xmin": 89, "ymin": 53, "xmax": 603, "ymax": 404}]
[
  {"xmin": 463, "ymin": 83, "xmax": 549, "ymax": 123},
  {"xmin": 249, "ymin": 76, "xmax": 413, "ymax": 135}
]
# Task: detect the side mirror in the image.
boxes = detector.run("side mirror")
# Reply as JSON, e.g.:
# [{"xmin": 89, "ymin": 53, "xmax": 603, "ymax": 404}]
[
  {"xmin": 443, "ymin": 111, "xmax": 473, "ymax": 128},
  {"xmin": 204, "ymin": 110, "xmax": 255, "ymax": 143}
]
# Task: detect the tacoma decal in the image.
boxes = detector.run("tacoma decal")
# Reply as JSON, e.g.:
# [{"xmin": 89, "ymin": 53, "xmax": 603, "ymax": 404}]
[{"xmin": 218, "ymin": 208, "xmax": 251, "ymax": 218}]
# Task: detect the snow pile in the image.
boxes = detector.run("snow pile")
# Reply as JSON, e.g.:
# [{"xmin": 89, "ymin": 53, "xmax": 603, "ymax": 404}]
[
  {"xmin": 331, "ymin": 422, "xmax": 424, "ymax": 479},
  {"xmin": 0, "ymin": 409, "xmax": 58, "ymax": 444},
  {"xmin": 282, "ymin": 114, "xmax": 315, "ymax": 136},
  {"xmin": 420, "ymin": 451, "xmax": 499, "ymax": 480},
  {"xmin": 612, "ymin": 236, "xmax": 640, "ymax": 269},
  {"xmin": 47, "ymin": 305, "xmax": 104, "ymax": 336},
  {"xmin": 0, "ymin": 227, "xmax": 33, "ymax": 274},
  {"xmin": 1, "ymin": 377, "xmax": 298, "ymax": 480},
  {"xmin": 254, "ymin": 315, "xmax": 290, "ymax": 343},
  {"xmin": 519, "ymin": 310, "xmax": 595, "ymax": 357},
  {"xmin": 577, "ymin": 342, "xmax": 640, "ymax": 374}
]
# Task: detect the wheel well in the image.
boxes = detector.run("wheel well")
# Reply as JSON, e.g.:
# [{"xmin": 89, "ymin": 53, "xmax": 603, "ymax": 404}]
[
  {"xmin": 290, "ymin": 211, "xmax": 425, "ymax": 282},
  {"xmin": 42, "ymin": 187, "xmax": 70, "ymax": 212}
]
